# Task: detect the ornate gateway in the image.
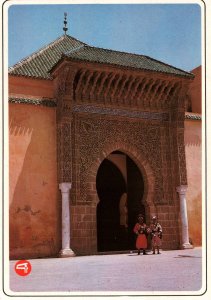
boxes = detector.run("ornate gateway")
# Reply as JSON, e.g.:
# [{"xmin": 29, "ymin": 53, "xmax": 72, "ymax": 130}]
[
  {"xmin": 9, "ymin": 33, "xmax": 194, "ymax": 256},
  {"xmin": 52, "ymin": 41, "xmax": 193, "ymax": 255}
]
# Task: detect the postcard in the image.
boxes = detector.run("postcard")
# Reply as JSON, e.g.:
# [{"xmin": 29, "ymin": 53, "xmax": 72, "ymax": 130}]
[{"xmin": 1, "ymin": 0, "xmax": 209, "ymax": 299}]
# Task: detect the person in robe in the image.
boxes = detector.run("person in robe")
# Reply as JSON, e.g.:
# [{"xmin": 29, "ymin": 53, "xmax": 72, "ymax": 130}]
[
  {"xmin": 133, "ymin": 214, "xmax": 148, "ymax": 255},
  {"xmin": 150, "ymin": 216, "xmax": 162, "ymax": 254}
]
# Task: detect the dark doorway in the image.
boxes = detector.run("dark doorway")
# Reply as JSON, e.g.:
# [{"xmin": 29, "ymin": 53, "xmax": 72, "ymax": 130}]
[
  {"xmin": 96, "ymin": 152, "xmax": 145, "ymax": 252},
  {"xmin": 96, "ymin": 159, "xmax": 126, "ymax": 251}
]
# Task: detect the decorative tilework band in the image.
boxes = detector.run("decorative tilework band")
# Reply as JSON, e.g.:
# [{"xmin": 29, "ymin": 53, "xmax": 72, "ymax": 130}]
[
  {"xmin": 9, "ymin": 97, "xmax": 57, "ymax": 107},
  {"xmin": 73, "ymin": 104, "xmax": 169, "ymax": 121}
]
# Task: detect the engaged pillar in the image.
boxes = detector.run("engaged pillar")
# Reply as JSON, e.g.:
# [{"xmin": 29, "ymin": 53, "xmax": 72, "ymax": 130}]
[
  {"xmin": 59, "ymin": 182, "xmax": 75, "ymax": 257},
  {"xmin": 176, "ymin": 185, "xmax": 193, "ymax": 249}
]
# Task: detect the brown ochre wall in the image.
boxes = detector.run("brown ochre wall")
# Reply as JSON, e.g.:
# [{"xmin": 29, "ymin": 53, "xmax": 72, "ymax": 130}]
[
  {"xmin": 184, "ymin": 118, "xmax": 202, "ymax": 246},
  {"xmin": 9, "ymin": 76, "xmax": 59, "ymax": 259},
  {"xmin": 9, "ymin": 76, "xmax": 54, "ymax": 99},
  {"xmin": 188, "ymin": 66, "xmax": 201, "ymax": 114},
  {"xmin": 184, "ymin": 65, "xmax": 202, "ymax": 246}
]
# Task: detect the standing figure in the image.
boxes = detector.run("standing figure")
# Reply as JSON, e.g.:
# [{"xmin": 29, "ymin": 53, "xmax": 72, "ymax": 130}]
[
  {"xmin": 150, "ymin": 216, "xmax": 162, "ymax": 254},
  {"xmin": 133, "ymin": 214, "xmax": 148, "ymax": 255}
]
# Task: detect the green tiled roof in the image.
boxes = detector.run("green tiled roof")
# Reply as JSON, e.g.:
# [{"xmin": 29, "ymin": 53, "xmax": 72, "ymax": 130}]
[
  {"xmin": 9, "ymin": 34, "xmax": 194, "ymax": 79},
  {"xmin": 9, "ymin": 35, "xmax": 86, "ymax": 79},
  {"xmin": 63, "ymin": 45, "xmax": 193, "ymax": 78}
]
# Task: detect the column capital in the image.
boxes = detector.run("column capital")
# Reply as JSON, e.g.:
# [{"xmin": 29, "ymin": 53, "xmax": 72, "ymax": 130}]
[
  {"xmin": 59, "ymin": 182, "xmax": 72, "ymax": 193},
  {"xmin": 176, "ymin": 185, "xmax": 188, "ymax": 195}
]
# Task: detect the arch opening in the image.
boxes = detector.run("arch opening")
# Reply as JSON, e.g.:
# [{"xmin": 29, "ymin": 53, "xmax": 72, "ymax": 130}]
[{"xmin": 96, "ymin": 151, "xmax": 145, "ymax": 252}]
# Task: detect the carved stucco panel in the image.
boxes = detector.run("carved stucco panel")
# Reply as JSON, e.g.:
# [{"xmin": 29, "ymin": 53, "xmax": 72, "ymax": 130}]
[
  {"xmin": 160, "ymin": 125, "xmax": 174, "ymax": 204},
  {"xmin": 73, "ymin": 114, "xmax": 164, "ymax": 204},
  {"xmin": 57, "ymin": 122, "xmax": 72, "ymax": 183},
  {"xmin": 177, "ymin": 128, "xmax": 187, "ymax": 185}
]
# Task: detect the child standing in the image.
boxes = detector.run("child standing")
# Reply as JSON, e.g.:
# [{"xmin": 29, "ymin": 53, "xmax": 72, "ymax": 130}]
[
  {"xmin": 133, "ymin": 214, "xmax": 148, "ymax": 255},
  {"xmin": 150, "ymin": 216, "xmax": 162, "ymax": 254}
]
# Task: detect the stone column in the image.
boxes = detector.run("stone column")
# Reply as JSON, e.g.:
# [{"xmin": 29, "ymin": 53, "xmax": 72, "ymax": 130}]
[
  {"xmin": 59, "ymin": 182, "xmax": 75, "ymax": 257},
  {"xmin": 176, "ymin": 185, "xmax": 193, "ymax": 249}
]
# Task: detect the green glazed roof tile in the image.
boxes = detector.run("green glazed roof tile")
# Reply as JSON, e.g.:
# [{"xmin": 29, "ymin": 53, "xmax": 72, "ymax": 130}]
[
  {"xmin": 9, "ymin": 34, "xmax": 194, "ymax": 79},
  {"xmin": 64, "ymin": 45, "xmax": 193, "ymax": 78},
  {"xmin": 9, "ymin": 35, "xmax": 86, "ymax": 79}
]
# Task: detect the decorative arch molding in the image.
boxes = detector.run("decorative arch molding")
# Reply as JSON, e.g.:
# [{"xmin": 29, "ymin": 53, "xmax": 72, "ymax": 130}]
[{"xmin": 84, "ymin": 143, "xmax": 155, "ymax": 209}]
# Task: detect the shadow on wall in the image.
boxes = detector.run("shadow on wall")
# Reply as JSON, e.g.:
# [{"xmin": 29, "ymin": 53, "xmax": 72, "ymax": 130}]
[
  {"xmin": 9, "ymin": 119, "xmax": 34, "ymax": 136},
  {"xmin": 9, "ymin": 119, "xmax": 33, "ymax": 202},
  {"xmin": 184, "ymin": 134, "xmax": 201, "ymax": 146},
  {"xmin": 9, "ymin": 105, "xmax": 60, "ymax": 259}
]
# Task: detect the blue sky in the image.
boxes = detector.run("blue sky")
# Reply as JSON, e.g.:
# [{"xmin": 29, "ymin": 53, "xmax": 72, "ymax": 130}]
[{"xmin": 8, "ymin": 3, "xmax": 201, "ymax": 71}]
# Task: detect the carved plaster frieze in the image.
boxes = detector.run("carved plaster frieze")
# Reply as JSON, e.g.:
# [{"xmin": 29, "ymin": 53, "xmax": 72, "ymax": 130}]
[{"xmin": 72, "ymin": 114, "xmax": 167, "ymax": 205}]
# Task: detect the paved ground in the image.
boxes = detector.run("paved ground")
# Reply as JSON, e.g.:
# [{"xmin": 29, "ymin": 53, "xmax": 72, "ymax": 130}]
[{"xmin": 8, "ymin": 247, "xmax": 204, "ymax": 296}]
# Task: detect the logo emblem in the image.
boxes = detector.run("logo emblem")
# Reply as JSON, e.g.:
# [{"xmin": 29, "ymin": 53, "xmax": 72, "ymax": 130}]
[{"xmin": 15, "ymin": 260, "xmax": 32, "ymax": 276}]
